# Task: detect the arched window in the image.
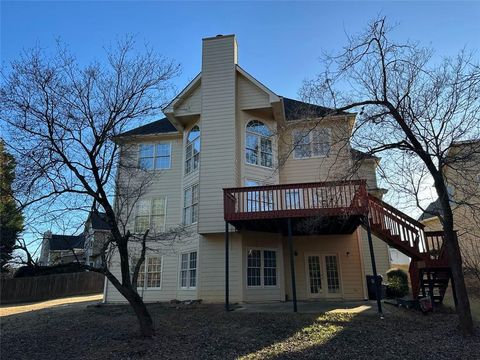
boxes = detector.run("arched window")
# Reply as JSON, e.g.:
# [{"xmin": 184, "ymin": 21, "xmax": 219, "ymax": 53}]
[
  {"xmin": 185, "ymin": 125, "xmax": 200, "ymax": 174},
  {"xmin": 245, "ymin": 120, "xmax": 272, "ymax": 167}
]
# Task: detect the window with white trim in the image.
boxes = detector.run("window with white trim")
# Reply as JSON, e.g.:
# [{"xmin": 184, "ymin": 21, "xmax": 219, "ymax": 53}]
[
  {"xmin": 185, "ymin": 125, "xmax": 200, "ymax": 174},
  {"xmin": 246, "ymin": 120, "xmax": 273, "ymax": 168},
  {"xmin": 134, "ymin": 197, "xmax": 167, "ymax": 233},
  {"xmin": 247, "ymin": 249, "xmax": 277, "ymax": 287},
  {"xmin": 139, "ymin": 143, "xmax": 171, "ymax": 170},
  {"xmin": 293, "ymin": 128, "xmax": 331, "ymax": 159},
  {"xmin": 183, "ymin": 184, "xmax": 199, "ymax": 225},
  {"xmin": 245, "ymin": 179, "xmax": 274, "ymax": 212},
  {"xmin": 180, "ymin": 251, "xmax": 197, "ymax": 289},
  {"xmin": 132, "ymin": 256, "xmax": 162, "ymax": 289}
]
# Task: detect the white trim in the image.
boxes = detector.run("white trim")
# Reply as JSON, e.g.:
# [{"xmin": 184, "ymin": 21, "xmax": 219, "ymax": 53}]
[
  {"xmin": 245, "ymin": 120, "xmax": 274, "ymax": 168},
  {"xmin": 292, "ymin": 128, "xmax": 331, "ymax": 160},
  {"xmin": 178, "ymin": 251, "xmax": 198, "ymax": 290},
  {"xmin": 137, "ymin": 141, "xmax": 172, "ymax": 170},
  {"xmin": 183, "ymin": 184, "xmax": 199, "ymax": 225},
  {"xmin": 245, "ymin": 247, "xmax": 280, "ymax": 289},
  {"xmin": 184, "ymin": 124, "xmax": 200, "ymax": 175},
  {"xmin": 136, "ymin": 255, "xmax": 163, "ymax": 290},
  {"xmin": 304, "ymin": 252, "xmax": 343, "ymax": 298},
  {"xmin": 134, "ymin": 196, "xmax": 168, "ymax": 234}
]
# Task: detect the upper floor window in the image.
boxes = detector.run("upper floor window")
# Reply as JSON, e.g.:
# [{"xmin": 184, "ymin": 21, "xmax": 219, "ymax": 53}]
[
  {"xmin": 185, "ymin": 125, "xmax": 200, "ymax": 174},
  {"xmin": 293, "ymin": 128, "xmax": 331, "ymax": 159},
  {"xmin": 183, "ymin": 184, "xmax": 199, "ymax": 225},
  {"xmin": 139, "ymin": 143, "xmax": 171, "ymax": 170},
  {"xmin": 134, "ymin": 197, "xmax": 167, "ymax": 233},
  {"xmin": 246, "ymin": 120, "xmax": 273, "ymax": 168}
]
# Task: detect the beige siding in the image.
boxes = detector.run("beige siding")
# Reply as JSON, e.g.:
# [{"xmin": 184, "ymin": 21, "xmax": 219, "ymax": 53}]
[
  {"xmin": 284, "ymin": 233, "xmax": 365, "ymax": 301},
  {"xmin": 198, "ymin": 35, "xmax": 238, "ymax": 233},
  {"xmin": 278, "ymin": 118, "xmax": 353, "ymax": 184},
  {"xmin": 359, "ymin": 228, "xmax": 391, "ymax": 279},
  {"xmin": 238, "ymin": 74, "xmax": 270, "ymax": 110},
  {"xmin": 198, "ymin": 232, "xmax": 243, "ymax": 302},
  {"xmin": 175, "ymin": 83, "xmax": 201, "ymax": 116}
]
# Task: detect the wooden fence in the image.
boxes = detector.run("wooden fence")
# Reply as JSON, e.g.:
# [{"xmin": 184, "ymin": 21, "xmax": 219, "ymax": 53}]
[{"xmin": 0, "ymin": 271, "xmax": 105, "ymax": 304}]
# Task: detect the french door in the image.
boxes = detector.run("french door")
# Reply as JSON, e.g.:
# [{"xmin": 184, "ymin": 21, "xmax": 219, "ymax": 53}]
[{"xmin": 305, "ymin": 253, "xmax": 341, "ymax": 298}]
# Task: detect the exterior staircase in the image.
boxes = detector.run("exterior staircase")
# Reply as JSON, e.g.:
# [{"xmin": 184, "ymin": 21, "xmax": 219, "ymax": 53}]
[{"xmin": 367, "ymin": 194, "xmax": 451, "ymax": 304}]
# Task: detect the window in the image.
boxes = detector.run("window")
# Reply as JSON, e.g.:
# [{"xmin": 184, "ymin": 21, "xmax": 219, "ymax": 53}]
[
  {"xmin": 134, "ymin": 197, "xmax": 167, "ymax": 233},
  {"xmin": 180, "ymin": 251, "xmax": 197, "ymax": 289},
  {"xmin": 247, "ymin": 249, "xmax": 277, "ymax": 287},
  {"xmin": 325, "ymin": 255, "xmax": 340, "ymax": 293},
  {"xmin": 133, "ymin": 256, "xmax": 162, "ymax": 289},
  {"xmin": 246, "ymin": 120, "xmax": 273, "ymax": 168},
  {"xmin": 139, "ymin": 143, "xmax": 171, "ymax": 170},
  {"xmin": 185, "ymin": 125, "xmax": 200, "ymax": 174},
  {"xmin": 183, "ymin": 184, "xmax": 199, "ymax": 225},
  {"xmin": 293, "ymin": 128, "xmax": 331, "ymax": 159},
  {"xmin": 245, "ymin": 179, "xmax": 274, "ymax": 211}
]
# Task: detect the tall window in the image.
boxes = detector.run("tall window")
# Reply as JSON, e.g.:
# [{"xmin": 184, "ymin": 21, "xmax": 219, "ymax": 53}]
[
  {"xmin": 180, "ymin": 251, "xmax": 197, "ymax": 289},
  {"xmin": 185, "ymin": 125, "xmax": 200, "ymax": 174},
  {"xmin": 245, "ymin": 179, "xmax": 274, "ymax": 212},
  {"xmin": 293, "ymin": 128, "xmax": 331, "ymax": 159},
  {"xmin": 183, "ymin": 184, "xmax": 199, "ymax": 225},
  {"xmin": 133, "ymin": 256, "xmax": 162, "ymax": 289},
  {"xmin": 247, "ymin": 249, "xmax": 277, "ymax": 287},
  {"xmin": 245, "ymin": 120, "xmax": 273, "ymax": 168},
  {"xmin": 139, "ymin": 143, "xmax": 171, "ymax": 170},
  {"xmin": 134, "ymin": 197, "xmax": 167, "ymax": 233}
]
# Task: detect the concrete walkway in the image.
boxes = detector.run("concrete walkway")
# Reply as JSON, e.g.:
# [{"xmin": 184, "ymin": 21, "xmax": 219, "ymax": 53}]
[{"xmin": 233, "ymin": 300, "xmax": 387, "ymax": 314}]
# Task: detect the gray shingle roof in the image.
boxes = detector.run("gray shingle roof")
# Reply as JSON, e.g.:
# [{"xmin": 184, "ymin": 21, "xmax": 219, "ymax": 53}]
[
  {"xmin": 282, "ymin": 97, "xmax": 349, "ymax": 121},
  {"xmin": 116, "ymin": 118, "xmax": 177, "ymax": 137},
  {"xmin": 418, "ymin": 199, "xmax": 444, "ymax": 221},
  {"xmin": 49, "ymin": 234, "xmax": 85, "ymax": 251},
  {"xmin": 89, "ymin": 212, "xmax": 111, "ymax": 231}
]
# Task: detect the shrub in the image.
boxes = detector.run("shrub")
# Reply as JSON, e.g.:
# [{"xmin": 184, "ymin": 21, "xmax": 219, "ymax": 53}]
[{"xmin": 386, "ymin": 268, "xmax": 409, "ymax": 298}]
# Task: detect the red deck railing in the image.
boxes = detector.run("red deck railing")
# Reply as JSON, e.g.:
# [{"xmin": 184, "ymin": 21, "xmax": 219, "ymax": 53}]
[{"xmin": 223, "ymin": 180, "xmax": 369, "ymax": 221}]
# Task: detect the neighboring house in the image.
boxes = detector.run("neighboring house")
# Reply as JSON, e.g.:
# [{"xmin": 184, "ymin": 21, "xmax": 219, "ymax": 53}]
[
  {"xmin": 419, "ymin": 140, "xmax": 480, "ymax": 270},
  {"xmin": 39, "ymin": 232, "xmax": 85, "ymax": 266},
  {"xmin": 39, "ymin": 211, "xmax": 111, "ymax": 266},
  {"xmin": 105, "ymin": 35, "xmax": 447, "ymax": 305}
]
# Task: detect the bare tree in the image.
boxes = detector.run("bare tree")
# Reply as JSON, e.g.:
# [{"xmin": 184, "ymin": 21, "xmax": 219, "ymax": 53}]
[
  {"xmin": 0, "ymin": 37, "xmax": 184, "ymax": 337},
  {"xmin": 300, "ymin": 17, "xmax": 480, "ymax": 335}
]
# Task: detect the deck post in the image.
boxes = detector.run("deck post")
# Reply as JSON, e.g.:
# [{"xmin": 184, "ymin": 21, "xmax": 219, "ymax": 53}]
[
  {"xmin": 364, "ymin": 216, "xmax": 383, "ymax": 315},
  {"xmin": 287, "ymin": 218, "xmax": 298, "ymax": 312},
  {"xmin": 225, "ymin": 221, "xmax": 230, "ymax": 311}
]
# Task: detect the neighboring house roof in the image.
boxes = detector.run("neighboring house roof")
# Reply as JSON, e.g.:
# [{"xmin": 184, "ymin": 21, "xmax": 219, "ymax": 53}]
[
  {"xmin": 89, "ymin": 212, "xmax": 111, "ymax": 231},
  {"xmin": 418, "ymin": 199, "xmax": 444, "ymax": 221},
  {"xmin": 49, "ymin": 234, "xmax": 85, "ymax": 251},
  {"xmin": 351, "ymin": 149, "xmax": 380, "ymax": 161},
  {"xmin": 116, "ymin": 117, "xmax": 178, "ymax": 137},
  {"xmin": 281, "ymin": 97, "xmax": 350, "ymax": 121}
]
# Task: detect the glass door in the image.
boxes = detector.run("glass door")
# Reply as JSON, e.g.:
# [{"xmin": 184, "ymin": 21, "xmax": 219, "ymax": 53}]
[{"xmin": 306, "ymin": 254, "xmax": 323, "ymax": 297}]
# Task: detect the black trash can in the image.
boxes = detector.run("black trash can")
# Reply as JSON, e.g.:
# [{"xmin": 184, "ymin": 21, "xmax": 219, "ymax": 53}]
[{"xmin": 366, "ymin": 275, "xmax": 384, "ymax": 300}]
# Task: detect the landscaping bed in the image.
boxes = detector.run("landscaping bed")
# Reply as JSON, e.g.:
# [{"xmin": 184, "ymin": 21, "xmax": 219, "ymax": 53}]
[{"xmin": 1, "ymin": 302, "xmax": 478, "ymax": 359}]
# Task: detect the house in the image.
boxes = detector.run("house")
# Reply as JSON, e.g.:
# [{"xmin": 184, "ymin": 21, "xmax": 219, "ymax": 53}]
[
  {"xmin": 39, "ymin": 211, "xmax": 111, "ymax": 266},
  {"xmin": 419, "ymin": 140, "xmax": 480, "ymax": 272},
  {"xmin": 105, "ymin": 35, "xmax": 451, "ymax": 306}
]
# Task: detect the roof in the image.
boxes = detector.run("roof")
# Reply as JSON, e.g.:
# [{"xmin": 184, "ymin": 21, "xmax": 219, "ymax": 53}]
[
  {"xmin": 49, "ymin": 234, "xmax": 85, "ymax": 251},
  {"xmin": 116, "ymin": 118, "xmax": 178, "ymax": 137},
  {"xmin": 88, "ymin": 212, "xmax": 111, "ymax": 231},
  {"xmin": 418, "ymin": 199, "xmax": 444, "ymax": 221},
  {"xmin": 282, "ymin": 97, "xmax": 350, "ymax": 121},
  {"xmin": 351, "ymin": 149, "xmax": 380, "ymax": 161}
]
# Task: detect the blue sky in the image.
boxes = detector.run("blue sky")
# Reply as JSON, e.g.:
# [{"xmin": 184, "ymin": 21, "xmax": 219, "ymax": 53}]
[{"xmin": 2, "ymin": 1, "xmax": 480, "ymax": 100}]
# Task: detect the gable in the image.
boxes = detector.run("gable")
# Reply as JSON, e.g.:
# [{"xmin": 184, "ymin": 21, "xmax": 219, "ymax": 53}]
[
  {"xmin": 237, "ymin": 73, "xmax": 271, "ymax": 110},
  {"xmin": 174, "ymin": 82, "xmax": 201, "ymax": 116}
]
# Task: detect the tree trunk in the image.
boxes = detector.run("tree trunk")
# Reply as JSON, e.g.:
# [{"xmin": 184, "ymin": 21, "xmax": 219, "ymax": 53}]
[
  {"xmin": 123, "ymin": 288, "xmax": 155, "ymax": 337},
  {"xmin": 443, "ymin": 225, "xmax": 474, "ymax": 336}
]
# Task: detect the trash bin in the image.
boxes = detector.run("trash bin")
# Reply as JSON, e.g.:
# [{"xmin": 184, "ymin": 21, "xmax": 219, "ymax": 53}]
[{"xmin": 366, "ymin": 275, "xmax": 384, "ymax": 300}]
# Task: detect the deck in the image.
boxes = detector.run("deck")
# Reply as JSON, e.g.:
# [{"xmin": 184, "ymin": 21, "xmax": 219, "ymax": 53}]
[{"xmin": 223, "ymin": 180, "xmax": 369, "ymax": 235}]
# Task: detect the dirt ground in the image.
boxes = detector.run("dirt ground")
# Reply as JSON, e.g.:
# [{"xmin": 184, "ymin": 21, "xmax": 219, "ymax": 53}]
[{"xmin": 1, "ymin": 299, "xmax": 479, "ymax": 360}]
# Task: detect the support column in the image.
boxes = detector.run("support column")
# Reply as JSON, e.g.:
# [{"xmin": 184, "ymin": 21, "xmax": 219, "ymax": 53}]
[
  {"xmin": 287, "ymin": 218, "xmax": 298, "ymax": 313},
  {"xmin": 225, "ymin": 222, "xmax": 230, "ymax": 311},
  {"xmin": 364, "ymin": 216, "xmax": 383, "ymax": 315}
]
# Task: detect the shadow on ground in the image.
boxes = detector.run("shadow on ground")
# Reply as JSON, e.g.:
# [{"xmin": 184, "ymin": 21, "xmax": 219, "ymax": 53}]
[{"xmin": 1, "ymin": 302, "xmax": 478, "ymax": 360}]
